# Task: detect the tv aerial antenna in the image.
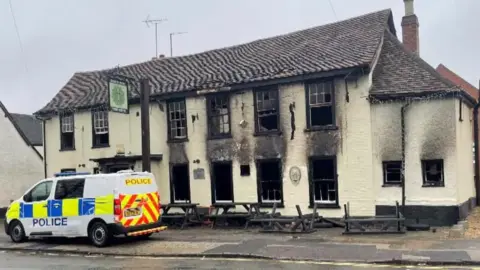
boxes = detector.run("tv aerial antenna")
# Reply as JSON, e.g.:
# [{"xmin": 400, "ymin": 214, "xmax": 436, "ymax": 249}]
[{"xmin": 143, "ymin": 15, "xmax": 168, "ymax": 57}]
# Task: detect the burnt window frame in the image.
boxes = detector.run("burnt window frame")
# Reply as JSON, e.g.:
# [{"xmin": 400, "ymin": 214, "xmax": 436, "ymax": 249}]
[
  {"xmin": 421, "ymin": 159, "xmax": 445, "ymax": 187},
  {"xmin": 91, "ymin": 108, "xmax": 110, "ymax": 148},
  {"xmin": 308, "ymin": 156, "xmax": 339, "ymax": 208},
  {"xmin": 59, "ymin": 113, "xmax": 75, "ymax": 151},
  {"xmin": 255, "ymin": 158, "xmax": 284, "ymax": 207},
  {"xmin": 167, "ymin": 98, "xmax": 188, "ymax": 142},
  {"xmin": 305, "ymin": 79, "xmax": 336, "ymax": 130},
  {"xmin": 206, "ymin": 94, "xmax": 231, "ymax": 139},
  {"xmin": 382, "ymin": 161, "xmax": 403, "ymax": 187},
  {"xmin": 253, "ymin": 86, "xmax": 281, "ymax": 136}
]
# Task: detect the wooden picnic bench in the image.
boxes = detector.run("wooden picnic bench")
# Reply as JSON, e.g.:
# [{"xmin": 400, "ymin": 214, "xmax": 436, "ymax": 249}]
[
  {"xmin": 251, "ymin": 204, "xmax": 317, "ymax": 234},
  {"xmin": 206, "ymin": 202, "xmax": 261, "ymax": 229},
  {"xmin": 160, "ymin": 203, "xmax": 202, "ymax": 229},
  {"xmin": 343, "ymin": 201, "xmax": 405, "ymax": 234}
]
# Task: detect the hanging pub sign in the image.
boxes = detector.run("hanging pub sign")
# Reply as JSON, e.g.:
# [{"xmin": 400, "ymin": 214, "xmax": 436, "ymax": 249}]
[{"xmin": 108, "ymin": 79, "xmax": 129, "ymax": 114}]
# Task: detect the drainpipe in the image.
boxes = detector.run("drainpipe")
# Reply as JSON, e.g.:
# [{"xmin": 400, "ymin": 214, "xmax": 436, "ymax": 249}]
[
  {"xmin": 401, "ymin": 102, "xmax": 411, "ymax": 212},
  {"xmin": 42, "ymin": 120, "xmax": 47, "ymax": 178},
  {"xmin": 474, "ymin": 102, "xmax": 480, "ymax": 205}
]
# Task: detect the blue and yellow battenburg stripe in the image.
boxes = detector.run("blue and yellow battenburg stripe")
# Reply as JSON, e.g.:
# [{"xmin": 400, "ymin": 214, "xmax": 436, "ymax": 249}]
[{"xmin": 6, "ymin": 195, "xmax": 114, "ymax": 219}]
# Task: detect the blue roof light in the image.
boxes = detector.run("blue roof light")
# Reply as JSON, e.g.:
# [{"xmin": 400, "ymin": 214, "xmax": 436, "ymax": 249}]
[{"xmin": 54, "ymin": 172, "xmax": 91, "ymax": 177}]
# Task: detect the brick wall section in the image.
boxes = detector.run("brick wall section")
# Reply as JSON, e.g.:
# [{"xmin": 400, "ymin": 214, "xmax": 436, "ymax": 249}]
[{"xmin": 401, "ymin": 15, "xmax": 420, "ymax": 55}]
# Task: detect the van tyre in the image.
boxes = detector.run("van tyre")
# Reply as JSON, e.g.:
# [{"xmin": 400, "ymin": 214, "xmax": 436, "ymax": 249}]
[
  {"xmin": 89, "ymin": 222, "xmax": 110, "ymax": 247},
  {"xmin": 9, "ymin": 220, "xmax": 27, "ymax": 243}
]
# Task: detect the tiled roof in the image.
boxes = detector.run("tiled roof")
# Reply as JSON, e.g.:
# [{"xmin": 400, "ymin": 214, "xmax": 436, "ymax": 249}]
[
  {"xmin": 0, "ymin": 101, "xmax": 43, "ymax": 160},
  {"xmin": 436, "ymin": 64, "xmax": 478, "ymax": 101},
  {"xmin": 10, "ymin": 113, "xmax": 43, "ymax": 146},
  {"xmin": 35, "ymin": 9, "xmax": 394, "ymax": 115},
  {"xmin": 371, "ymin": 30, "xmax": 461, "ymax": 97}
]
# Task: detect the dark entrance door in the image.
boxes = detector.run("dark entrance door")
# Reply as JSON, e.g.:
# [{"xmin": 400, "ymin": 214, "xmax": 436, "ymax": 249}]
[
  {"xmin": 211, "ymin": 162, "xmax": 234, "ymax": 203},
  {"xmin": 170, "ymin": 164, "xmax": 191, "ymax": 203}
]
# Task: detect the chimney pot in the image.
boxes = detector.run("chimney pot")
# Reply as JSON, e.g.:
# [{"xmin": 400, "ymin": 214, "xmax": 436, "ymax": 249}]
[{"xmin": 404, "ymin": 0, "xmax": 414, "ymax": 16}]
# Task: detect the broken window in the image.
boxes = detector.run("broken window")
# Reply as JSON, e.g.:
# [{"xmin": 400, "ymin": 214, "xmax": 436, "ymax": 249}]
[
  {"xmin": 256, "ymin": 159, "xmax": 283, "ymax": 204},
  {"xmin": 382, "ymin": 161, "xmax": 402, "ymax": 185},
  {"xmin": 309, "ymin": 157, "xmax": 338, "ymax": 205},
  {"xmin": 422, "ymin": 159, "xmax": 444, "ymax": 187},
  {"xmin": 255, "ymin": 88, "xmax": 279, "ymax": 133},
  {"xmin": 167, "ymin": 99, "xmax": 187, "ymax": 140},
  {"xmin": 207, "ymin": 95, "xmax": 230, "ymax": 138},
  {"xmin": 92, "ymin": 109, "xmax": 109, "ymax": 147},
  {"xmin": 60, "ymin": 113, "xmax": 75, "ymax": 150},
  {"xmin": 306, "ymin": 80, "xmax": 334, "ymax": 128}
]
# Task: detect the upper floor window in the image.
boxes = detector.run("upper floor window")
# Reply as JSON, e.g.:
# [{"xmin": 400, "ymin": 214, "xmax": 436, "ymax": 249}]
[
  {"xmin": 60, "ymin": 114, "xmax": 75, "ymax": 150},
  {"xmin": 167, "ymin": 99, "xmax": 187, "ymax": 141},
  {"xmin": 254, "ymin": 87, "xmax": 280, "ymax": 134},
  {"xmin": 207, "ymin": 95, "xmax": 231, "ymax": 138},
  {"xmin": 92, "ymin": 109, "xmax": 109, "ymax": 148},
  {"xmin": 306, "ymin": 80, "xmax": 335, "ymax": 128}
]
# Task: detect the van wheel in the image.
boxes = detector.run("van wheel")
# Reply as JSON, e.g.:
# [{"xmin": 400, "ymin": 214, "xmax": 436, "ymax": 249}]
[
  {"xmin": 9, "ymin": 220, "xmax": 27, "ymax": 243},
  {"xmin": 89, "ymin": 222, "xmax": 109, "ymax": 247}
]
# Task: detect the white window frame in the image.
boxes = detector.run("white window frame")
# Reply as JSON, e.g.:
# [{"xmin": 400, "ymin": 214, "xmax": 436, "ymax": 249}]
[
  {"xmin": 61, "ymin": 115, "xmax": 74, "ymax": 133},
  {"xmin": 93, "ymin": 110, "xmax": 109, "ymax": 135}
]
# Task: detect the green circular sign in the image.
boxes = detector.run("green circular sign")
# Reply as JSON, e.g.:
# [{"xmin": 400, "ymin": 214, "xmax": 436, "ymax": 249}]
[{"xmin": 111, "ymin": 84, "xmax": 126, "ymax": 106}]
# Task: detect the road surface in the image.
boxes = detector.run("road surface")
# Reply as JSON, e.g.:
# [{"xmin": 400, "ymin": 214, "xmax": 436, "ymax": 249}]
[{"xmin": 0, "ymin": 251, "xmax": 475, "ymax": 270}]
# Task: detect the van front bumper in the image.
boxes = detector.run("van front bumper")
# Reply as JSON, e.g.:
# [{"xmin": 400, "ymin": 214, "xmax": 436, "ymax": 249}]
[{"xmin": 109, "ymin": 221, "xmax": 165, "ymax": 236}]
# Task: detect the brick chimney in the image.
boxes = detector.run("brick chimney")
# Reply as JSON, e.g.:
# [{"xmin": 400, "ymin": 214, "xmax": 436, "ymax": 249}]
[{"xmin": 402, "ymin": 0, "xmax": 420, "ymax": 55}]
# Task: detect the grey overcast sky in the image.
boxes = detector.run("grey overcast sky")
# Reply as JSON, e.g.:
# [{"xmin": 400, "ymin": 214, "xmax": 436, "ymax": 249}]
[{"xmin": 1, "ymin": 0, "xmax": 479, "ymax": 114}]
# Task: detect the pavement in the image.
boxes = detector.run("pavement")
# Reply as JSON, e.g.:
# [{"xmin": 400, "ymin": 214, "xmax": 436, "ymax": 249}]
[{"xmin": 3, "ymin": 221, "xmax": 480, "ymax": 267}]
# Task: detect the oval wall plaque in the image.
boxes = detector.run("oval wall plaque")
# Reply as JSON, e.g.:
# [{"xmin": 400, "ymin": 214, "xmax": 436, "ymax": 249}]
[{"xmin": 289, "ymin": 166, "xmax": 301, "ymax": 185}]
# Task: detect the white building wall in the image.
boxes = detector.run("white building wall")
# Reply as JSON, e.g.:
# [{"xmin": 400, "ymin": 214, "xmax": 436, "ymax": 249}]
[{"xmin": 0, "ymin": 113, "xmax": 44, "ymax": 207}]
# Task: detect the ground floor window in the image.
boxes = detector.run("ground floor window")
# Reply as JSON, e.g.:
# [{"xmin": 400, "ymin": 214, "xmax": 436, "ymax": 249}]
[
  {"xmin": 256, "ymin": 159, "xmax": 283, "ymax": 205},
  {"xmin": 309, "ymin": 156, "xmax": 338, "ymax": 206},
  {"xmin": 170, "ymin": 163, "xmax": 191, "ymax": 203},
  {"xmin": 382, "ymin": 161, "xmax": 402, "ymax": 186},
  {"xmin": 422, "ymin": 159, "xmax": 444, "ymax": 187}
]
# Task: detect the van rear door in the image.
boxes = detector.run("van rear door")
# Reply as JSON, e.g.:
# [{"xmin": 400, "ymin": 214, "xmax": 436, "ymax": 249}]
[{"xmin": 116, "ymin": 173, "xmax": 160, "ymax": 228}]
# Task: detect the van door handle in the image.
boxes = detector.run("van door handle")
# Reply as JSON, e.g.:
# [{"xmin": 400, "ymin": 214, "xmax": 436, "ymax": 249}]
[{"xmin": 42, "ymin": 205, "xmax": 48, "ymax": 208}]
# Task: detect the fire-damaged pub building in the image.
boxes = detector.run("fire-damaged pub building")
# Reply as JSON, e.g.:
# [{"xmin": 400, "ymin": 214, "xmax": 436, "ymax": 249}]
[{"xmin": 35, "ymin": 3, "xmax": 479, "ymax": 226}]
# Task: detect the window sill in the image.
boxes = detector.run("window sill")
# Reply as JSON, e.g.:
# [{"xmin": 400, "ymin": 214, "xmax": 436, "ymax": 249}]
[
  {"xmin": 382, "ymin": 184, "xmax": 401, "ymax": 187},
  {"xmin": 253, "ymin": 131, "xmax": 282, "ymax": 137},
  {"xmin": 422, "ymin": 183, "xmax": 445, "ymax": 188},
  {"xmin": 59, "ymin": 148, "xmax": 75, "ymax": 152},
  {"xmin": 308, "ymin": 204, "xmax": 340, "ymax": 209},
  {"xmin": 208, "ymin": 134, "xmax": 233, "ymax": 141},
  {"xmin": 92, "ymin": 144, "xmax": 110, "ymax": 149},
  {"xmin": 167, "ymin": 138, "xmax": 189, "ymax": 143},
  {"xmin": 259, "ymin": 202, "xmax": 284, "ymax": 208},
  {"xmin": 304, "ymin": 126, "xmax": 339, "ymax": 132}
]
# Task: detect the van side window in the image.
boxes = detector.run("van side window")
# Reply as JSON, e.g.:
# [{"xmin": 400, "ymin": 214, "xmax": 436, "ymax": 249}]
[
  {"xmin": 55, "ymin": 179, "xmax": 85, "ymax": 200},
  {"xmin": 25, "ymin": 181, "xmax": 53, "ymax": 202}
]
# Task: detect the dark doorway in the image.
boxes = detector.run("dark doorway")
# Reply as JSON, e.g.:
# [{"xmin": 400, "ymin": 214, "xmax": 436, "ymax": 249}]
[
  {"xmin": 211, "ymin": 162, "xmax": 234, "ymax": 203},
  {"xmin": 171, "ymin": 164, "xmax": 191, "ymax": 203}
]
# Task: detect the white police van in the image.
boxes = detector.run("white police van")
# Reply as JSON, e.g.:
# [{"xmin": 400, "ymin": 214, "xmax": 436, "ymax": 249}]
[{"xmin": 4, "ymin": 170, "xmax": 166, "ymax": 247}]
